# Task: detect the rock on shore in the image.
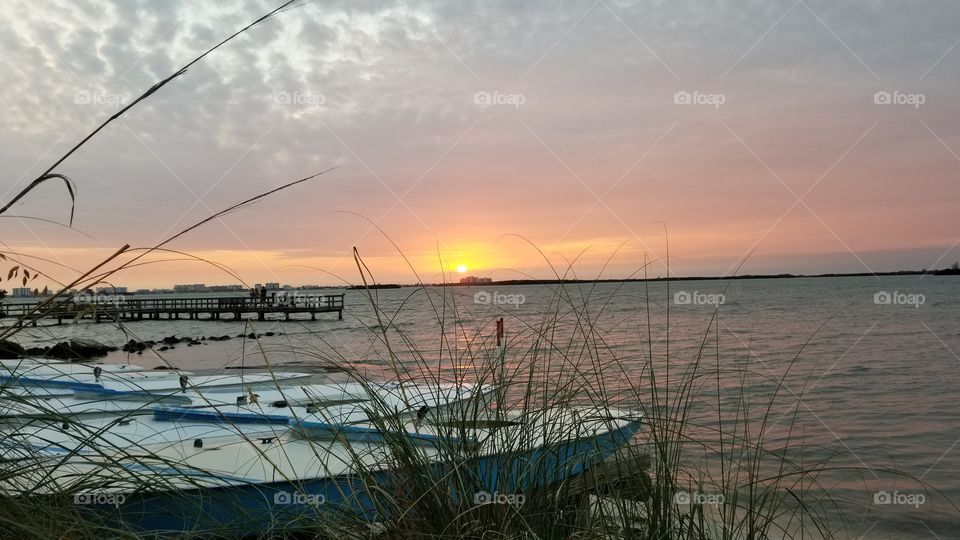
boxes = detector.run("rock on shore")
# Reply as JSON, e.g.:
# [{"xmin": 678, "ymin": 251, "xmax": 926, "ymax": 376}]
[
  {"xmin": 0, "ymin": 340, "xmax": 25, "ymax": 359},
  {"xmin": 1, "ymin": 338, "xmax": 118, "ymax": 361},
  {"xmin": 2, "ymin": 332, "xmax": 285, "ymax": 360},
  {"xmin": 45, "ymin": 338, "xmax": 117, "ymax": 361}
]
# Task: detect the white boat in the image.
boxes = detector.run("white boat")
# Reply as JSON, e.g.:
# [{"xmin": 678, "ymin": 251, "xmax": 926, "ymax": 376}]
[
  {"xmin": 0, "ymin": 358, "xmax": 152, "ymax": 374},
  {"xmin": 1, "ymin": 381, "xmax": 495, "ymax": 433},
  {"xmin": 0, "ymin": 362, "xmax": 191, "ymax": 392},
  {"xmin": 154, "ymin": 382, "xmax": 496, "ymax": 428},
  {"xmin": 98, "ymin": 372, "xmax": 313, "ymax": 393},
  {"xmin": 0, "ymin": 384, "xmax": 349, "ymax": 425},
  {"xmin": 1, "ymin": 367, "xmax": 310, "ymax": 393},
  {"xmin": 1, "ymin": 414, "xmax": 291, "ymax": 456},
  {"xmin": 2, "ymin": 386, "xmax": 76, "ymax": 398},
  {"xmin": 0, "ymin": 384, "xmax": 498, "ymax": 459},
  {"xmin": 0, "ymin": 371, "xmax": 317, "ymax": 428},
  {"xmin": 2, "ymin": 405, "xmax": 642, "ymax": 536}
]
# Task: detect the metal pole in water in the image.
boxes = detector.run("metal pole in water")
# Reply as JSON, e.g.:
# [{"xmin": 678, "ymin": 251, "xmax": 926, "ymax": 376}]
[{"xmin": 496, "ymin": 318, "xmax": 506, "ymax": 409}]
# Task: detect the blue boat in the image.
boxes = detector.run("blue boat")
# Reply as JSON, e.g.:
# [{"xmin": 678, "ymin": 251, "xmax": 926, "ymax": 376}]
[{"xmin": 65, "ymin": 409, "xmax": 642, "ymax": 536}]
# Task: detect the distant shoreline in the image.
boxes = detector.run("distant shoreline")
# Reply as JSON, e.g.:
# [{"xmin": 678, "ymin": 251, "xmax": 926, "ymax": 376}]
[
  {"xmin": 430, "ymin": 268, "xmax": 960, "ymax": 287},
  {"xmin": 7, "ymin": 269, "xmax": 954, "ymax": 299}
]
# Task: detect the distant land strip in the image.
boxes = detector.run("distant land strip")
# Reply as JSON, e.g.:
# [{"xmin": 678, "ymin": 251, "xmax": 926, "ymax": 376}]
[{"xmin": 349, "ymin": 267, "xmax": 960, "ymax": 289}]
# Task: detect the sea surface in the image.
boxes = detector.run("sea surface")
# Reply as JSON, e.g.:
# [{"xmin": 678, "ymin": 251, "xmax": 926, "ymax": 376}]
[{"xmin": 4, "ymin": 275, "xmax": 959, "ymax": 538}]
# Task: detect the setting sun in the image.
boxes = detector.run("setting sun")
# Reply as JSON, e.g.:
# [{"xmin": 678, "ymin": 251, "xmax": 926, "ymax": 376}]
[{"xmin": 456, "ymin": 264, "xmax": 468, "ymax": 273}]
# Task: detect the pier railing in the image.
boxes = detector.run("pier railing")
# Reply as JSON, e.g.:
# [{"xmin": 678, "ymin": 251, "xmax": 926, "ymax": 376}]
[{"xmin": 0, "ymin": 294, "xmax": 345, "ymax": 324}]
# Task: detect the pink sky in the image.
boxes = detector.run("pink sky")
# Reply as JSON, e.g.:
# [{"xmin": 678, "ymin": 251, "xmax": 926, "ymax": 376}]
[{"xmin": 1, "ymin": 0, "xmax": 958, "ymax": 289}]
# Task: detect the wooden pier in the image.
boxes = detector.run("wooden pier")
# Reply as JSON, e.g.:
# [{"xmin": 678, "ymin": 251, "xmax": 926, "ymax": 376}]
[{"xmin": 0, "ymin": 294, "xmax": 344, "ymax": 325}]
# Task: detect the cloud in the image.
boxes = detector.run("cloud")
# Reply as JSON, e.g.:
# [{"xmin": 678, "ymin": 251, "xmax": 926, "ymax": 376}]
[{"xmin": 1, "ymin": 0, "xmax": 959, "ymax": 285}]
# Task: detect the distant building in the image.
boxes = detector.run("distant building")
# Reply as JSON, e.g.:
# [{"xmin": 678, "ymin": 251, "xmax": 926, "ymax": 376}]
[
  {"xmin": 173, "ymin": 284, "xmax": 207, "ymax": 293},
  {"xmin": 96, "ymin": 286, "xmax": 127, "ymax": 294},
  {"xmin": 265, "ymin": 282, "xmax": 280, "ymax": 290},
  {"xmin": 11, "ymin": 287, "xmax": 33, "ymax": 297},
  {"xmin": 459, "ymin": 276, "xmax": 492, "ymax": 285},
  {"xmin": 208, "ymin": 285, "xmax": 242, "ymax": 292}
]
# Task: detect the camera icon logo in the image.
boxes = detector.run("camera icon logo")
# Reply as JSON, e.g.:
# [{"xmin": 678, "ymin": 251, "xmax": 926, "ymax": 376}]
[
  {"xmin": 473, "ymin": 490, "xmax": 491, "ymax": 504},
  {"xmin": 874, "ymin": 291, "xmax": 892, "ymax": 305},
  {"xmin": 474, "ymin": 291, "xmax": 492, "ymax": 305},
  {"xmin": 74, "ymin": 90, "xmax": 92, "ymax": 105},
  {"xmin": 873, "ymin": 91, "xmax": 891, "ymax": 105},
  {"xmin": 873, "ymin": 491, "xmax": 891, "ymax": 505},
  {"xmin": 673, "ymin": 91, "xmax": 692, "ymax": 105},
  {"xmin": 273, "ymin": 90, "xmax": 292, "ymax": 105},
  {"xmin": 673, "ymin": 291, "xmax": 692, "ymax": 305},
  {"xmin": 273, "ymin": 491, "xmax": 292, "ymax": 504},
  {"xmin": 673, "ymin": 490, "xmax": 691, "ymax": 504},
  {"xmin": 474, "ymin": 91, "xmax": 491, "ymax": 106}
]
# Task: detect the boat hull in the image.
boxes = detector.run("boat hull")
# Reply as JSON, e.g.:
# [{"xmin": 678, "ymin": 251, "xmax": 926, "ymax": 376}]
[{"xmin": 73, "ymin": 418, "xmax": 641, "ymax": 536}]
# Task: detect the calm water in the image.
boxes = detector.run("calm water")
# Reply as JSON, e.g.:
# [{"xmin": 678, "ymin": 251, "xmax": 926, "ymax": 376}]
[{"xmin": 5, "ymin": 275, "xmax": 959, "ymax": 538}]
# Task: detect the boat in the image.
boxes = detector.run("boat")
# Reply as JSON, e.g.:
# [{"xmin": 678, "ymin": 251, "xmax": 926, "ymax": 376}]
[
  {"xmin": 152, "ymin": 381, "xmax": 495, "ymax": 429},
  {"xmin": 97, "ymin": 372, "xmax": 313, "ymax": 393},
  {"xmin": 1, "ymin": 368, "xmax": 310, "ymax": 393},
  {"xmin": 0, "ymin": 360, "xmax": 190, "ymax": 390},
  {"xmin": 1, "ymin": 413, "xmax": 290, "ymax": 456},
  {"xmin": 0, "ymin": 358, "xmax": 152, "ymax": 374},
  {"xmin": 0, "ymin": 322, "xmax": 639, "ymax": 535},
  {"xmin": 0, "ymin": 368, "xmax": 317, "ymax": 426},
  {"xmin": 7, "ymin": 405, "xmax": 642, "ymax": 536},
  {"xmin": 0, "ymin": 380, "xmax": 495, "ymax": 433}
]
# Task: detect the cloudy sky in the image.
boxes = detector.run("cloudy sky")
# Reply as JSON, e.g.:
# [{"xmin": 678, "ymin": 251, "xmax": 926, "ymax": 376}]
[{"xmin": 2, "ymin": 0, "xmax": 959, "ymax": 288}]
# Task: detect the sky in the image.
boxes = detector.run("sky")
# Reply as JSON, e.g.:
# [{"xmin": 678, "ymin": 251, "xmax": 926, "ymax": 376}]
[{"xmin": 1, "ymin": 0, "xmax": 959, "ymax": 289}]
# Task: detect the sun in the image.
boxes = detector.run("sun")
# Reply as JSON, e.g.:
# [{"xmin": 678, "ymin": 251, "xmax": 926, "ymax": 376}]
[{"xmin": 456, "ymin": 264, "xmax": 468, "ymax": 274}]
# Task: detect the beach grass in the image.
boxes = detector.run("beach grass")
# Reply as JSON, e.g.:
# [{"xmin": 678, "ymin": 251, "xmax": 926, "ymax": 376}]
[{"xmin": 0, "ymin": 260, "xmax": 886, "ymax": 539}]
